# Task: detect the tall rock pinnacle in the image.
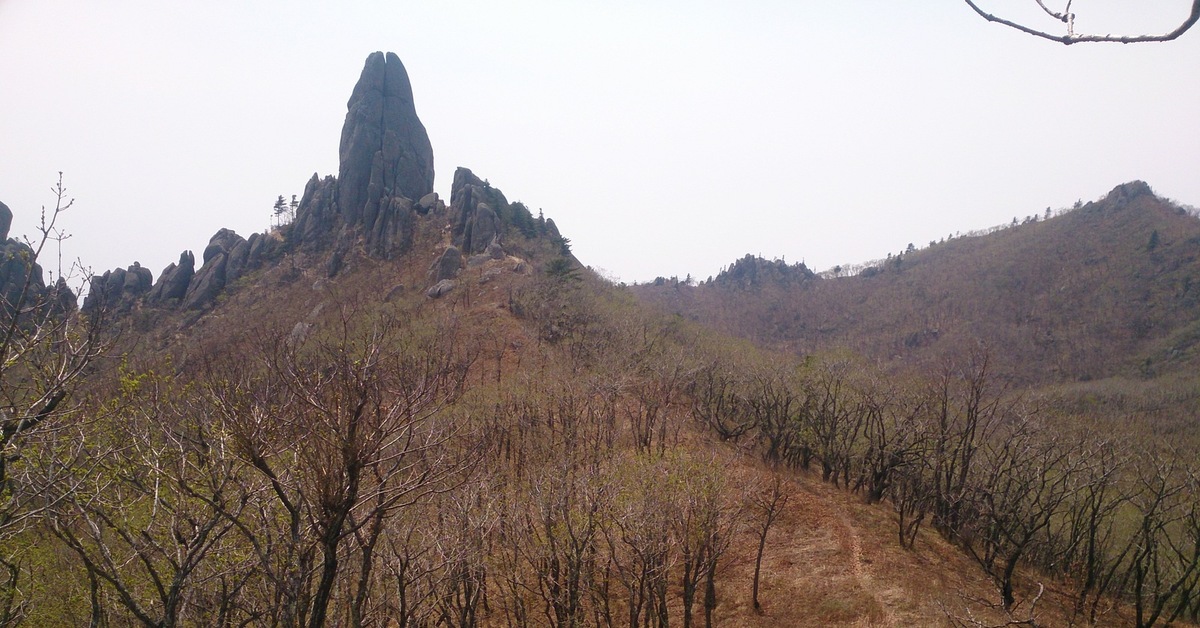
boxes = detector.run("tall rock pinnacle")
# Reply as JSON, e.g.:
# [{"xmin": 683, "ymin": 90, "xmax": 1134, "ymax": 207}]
[{"xmin": 337, "ymin": 51, "xmax": 434, "ymax": 231}]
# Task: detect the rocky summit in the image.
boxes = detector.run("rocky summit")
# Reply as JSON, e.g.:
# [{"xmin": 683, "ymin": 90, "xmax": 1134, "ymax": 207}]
[
  {"xmin": 337, "ymin": 51, "xmax": 434, "ymax": 229},
  {"xmin": 86, "ymin": 51, "xmax": 443, "ymax": 311}
]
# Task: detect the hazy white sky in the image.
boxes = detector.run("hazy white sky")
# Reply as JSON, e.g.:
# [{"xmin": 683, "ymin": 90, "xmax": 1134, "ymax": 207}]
[{"xmin": 2, "ymin": 1, "xmax": 1198, "ymax": 285}]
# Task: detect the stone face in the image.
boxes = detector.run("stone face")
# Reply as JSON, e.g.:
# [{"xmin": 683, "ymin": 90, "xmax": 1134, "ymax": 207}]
[{"xmin": 337, "ymin": 51, "xmax": 433, "ymax": 230}]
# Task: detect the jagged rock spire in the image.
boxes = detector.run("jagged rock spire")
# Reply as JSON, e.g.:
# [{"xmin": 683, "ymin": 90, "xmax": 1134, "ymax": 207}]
[{"xmin": 337, "ymin": 51, "xmax": 434, "ymax": 230}]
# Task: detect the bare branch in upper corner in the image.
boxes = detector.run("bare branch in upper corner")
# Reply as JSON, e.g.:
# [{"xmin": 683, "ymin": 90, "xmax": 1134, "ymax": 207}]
[{"xmin": 963, "ymin": 0, "xmax": 1200, "ymax": 44}]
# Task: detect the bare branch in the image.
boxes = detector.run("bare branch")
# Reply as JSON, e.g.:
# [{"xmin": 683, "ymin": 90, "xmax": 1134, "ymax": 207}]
[{"xmin": 964, "ymin": 0, "xmax": 1200, "ymax": 44}]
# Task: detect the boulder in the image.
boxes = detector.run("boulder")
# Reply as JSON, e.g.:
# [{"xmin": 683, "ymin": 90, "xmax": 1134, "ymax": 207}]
[
  {"xmin": 416, "ymin": 192, "xmax": 439, "ymax": 214},
  {"xmin": 469, "ymin": 203, "xmax": 500, "ymax": 254},
  {"xmin": 203, "ymin": 229, "xmax": 245, "ymax": 265},
  {"xmin": 0, "ymin": 239, "xmax": 46, "ymax": 308},
  {"xmin": 431, "ymin": 247, "xmax": 462, "ymax": 282},
  {"xmin": 426, "ymin": 279, "xmax": 456, "ymax": 299},
  {"xmin": 123, "ymin": 262, "xmax": 153, "ymax": 296},
  {"xmin": 226, "ymin": 239, "xmax": 251, "ymax": 285}
]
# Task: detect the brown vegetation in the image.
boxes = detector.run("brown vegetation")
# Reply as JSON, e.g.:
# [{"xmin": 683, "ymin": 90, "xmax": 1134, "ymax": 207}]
[{"xmin": 0, "ymin": 179, "xmax": 1197, "ymax": 626}]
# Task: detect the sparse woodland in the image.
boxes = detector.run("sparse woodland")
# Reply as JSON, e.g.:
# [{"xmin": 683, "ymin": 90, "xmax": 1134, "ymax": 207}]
[{"xmin": 0, "ymin": 175, "xmax": 1198, "ymax": 628}]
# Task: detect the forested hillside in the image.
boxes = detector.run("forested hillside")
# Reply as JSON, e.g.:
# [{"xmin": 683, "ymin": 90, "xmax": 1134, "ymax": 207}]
[{"xmin": 0, "ymin": 52, "xmax": 1197, "ymax": 627}]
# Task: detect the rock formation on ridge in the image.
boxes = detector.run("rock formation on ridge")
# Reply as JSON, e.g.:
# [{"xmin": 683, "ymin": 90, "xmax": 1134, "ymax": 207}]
[
  {"xmin": 336, "ymin": 52, "xmax": 433, "ymax": 248},
  {"xmin": 450, "ymin": 167, "xmax": 509, "ymax": 256},
  {"xmin": 0, "ymin": 200, "xmax": 78, "ymax": 317},
  {"xmin": 83, "ymin": 50, "xmax": 563, "ymax": 316}
]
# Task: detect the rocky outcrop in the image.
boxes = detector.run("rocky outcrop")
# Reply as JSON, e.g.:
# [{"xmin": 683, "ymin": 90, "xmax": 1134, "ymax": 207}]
[
  {"xmin": 0, "ymin": 240, "xmax": 46, "ymax": 315},
  {"xmin": 147, "ymin": 251, "xmax": 196, "ymax": 304},
  {"xmin": 1101, "ymin": 180, "xmax": 1153, "ymax": 209},
  {"xmin": 288, "ymin": 52, "xmax": 432, "ymax": 258},
  {"xmin": 292, "ymin": 174, "xmax": 339, "ymax": 248},
  {"xmin": 82, "ymin": 262, "xmax": 154, "ymax": 312},
  {"xmin": 338, "ymin": 51, "xmax": 434, "ymax": 231},
  {"xmin": 451, "ymin": 167, "xmax": 510, "ymax": 255},
  {"xmin": 182, "ymin": 228, "xmax": 272, "ymax": 310},
  {"xmin": 0, "ymin": 201, "xmax": 11, "ymax": 241},
  {"xmin": 64, "ymin": 52, "xmax": 574, "ymax": 325}
]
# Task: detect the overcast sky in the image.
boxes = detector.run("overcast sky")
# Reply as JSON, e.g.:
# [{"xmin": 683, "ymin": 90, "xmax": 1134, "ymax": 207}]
[{"xmin": 2, "ymin": 1, "xmax": 1198, "ymax": 286}]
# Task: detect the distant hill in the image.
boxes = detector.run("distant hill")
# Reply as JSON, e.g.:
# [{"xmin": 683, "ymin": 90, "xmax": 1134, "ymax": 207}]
[{"xmin": 636, "ymin": 181, "xmax": 1200, "ymax": 388}]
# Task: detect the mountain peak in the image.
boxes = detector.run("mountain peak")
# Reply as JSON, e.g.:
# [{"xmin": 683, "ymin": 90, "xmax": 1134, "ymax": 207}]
[
  {"xmin": 336, "ymin": 51, "xmax": 434, "ymax": 228},
  {"xmin": 1095, "ymin": 180, "xmax": 1155, "ymax": 210}
]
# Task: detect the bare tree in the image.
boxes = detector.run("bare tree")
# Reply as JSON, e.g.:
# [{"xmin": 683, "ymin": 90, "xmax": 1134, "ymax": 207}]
[
  {"xmin": 803, "ymin": 355, "xmax": 864, "ymax": 488},
  {"xmin": 963, "ymin": 0, "xmax": 1200, "ymax": 44},
  {"xmin": 854, "ymin": 379, "xmax": 927, "ymax": 506},
  {"xmin": 687, "ymin": 360, "xmax": 752, "ymax": 443},
  {"xmin": 1121, "ymin": 451, "xmax": 1200, "ymax": 628},
  {"xmin": 1054, "ymin": 436, "xmax": 1133, "ymax": 625},
  {"xmin": 46, "ymin": 370, "xmax": 252, "ymax": 627},
  {"xmin": 604, "ymin": 454, "xmax": 675, "ymax": 628},
  {"xmin": 958, "ymin": 415, "xmax": 1079, "ymax": 611},
  {"xmin": 0, "ymin": 175, "xmax": 107, "ymax": 623},
  {"xmin": 666, "ymin": 453, "xmax": 739, "ymax": 628},
  {"xmin": 928, "ymin": 352, "xmax": 1005, "ymax": 537},
  {"xmin": 205, "ymin": 307, "xmax": 475, "ymax": 627},
  {"xmin": 746, "ymin": 366, "xmax": 807, "ymax": 468},
  {"xmin": 749, "ymin": 472, "xmax": 789, "ymax": 614}
]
